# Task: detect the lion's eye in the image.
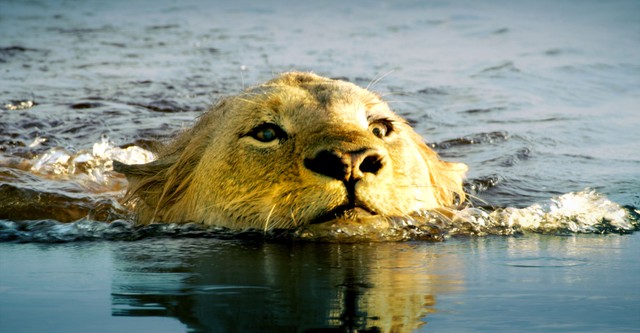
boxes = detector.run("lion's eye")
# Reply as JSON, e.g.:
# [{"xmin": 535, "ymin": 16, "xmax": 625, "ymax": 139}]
[
  {"xmin": 249, "ymin": 123, "xmax": 286, "ymax": 143},
  {"xmin": 369, "ymin": 121, "xmax": 391, "ymax": 138}
]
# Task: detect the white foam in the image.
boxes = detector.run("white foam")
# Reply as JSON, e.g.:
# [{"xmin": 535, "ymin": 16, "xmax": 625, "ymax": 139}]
[
  {"xmin": 16, "ymin": 140, "xmax": 639, "ymax": 241},
  {"xmin": 91, "ymin": 135, "xmax": 155, "ymax": 166},
  {"xmin": 30, "ymin": 135, "xmax": 155, "ymax": 186},
  {"xmin": 30, "ymin": 147, "xmax": 72, "ymax": 175},
  {"xmin": 454, "ymin": 189, "xmax": 634, "ymax": 234}
]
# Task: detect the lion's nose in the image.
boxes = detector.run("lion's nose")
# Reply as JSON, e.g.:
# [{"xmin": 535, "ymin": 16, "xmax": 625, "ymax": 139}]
[{"xmin": 304, "ymin": 148, "xmax": 385, "ymax": 181}]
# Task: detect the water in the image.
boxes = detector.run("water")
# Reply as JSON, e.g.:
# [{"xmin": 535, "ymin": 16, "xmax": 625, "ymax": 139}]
[
  {"xmin": 1, "ymin": 0, "xmax": 640, "ymax": 331},
  {"xmin": 2, "ymin": 236, "xmax": 639, "ymax": 332}
]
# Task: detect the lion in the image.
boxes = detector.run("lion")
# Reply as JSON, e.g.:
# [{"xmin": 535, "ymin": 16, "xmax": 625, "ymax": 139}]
[{"xmin": 114, "ymin": 72, "xmax": 467, "ymax": 230}]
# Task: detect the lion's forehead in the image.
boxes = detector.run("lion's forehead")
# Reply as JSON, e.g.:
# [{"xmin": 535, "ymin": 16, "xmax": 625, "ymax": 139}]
[{"xmin": 234, "ymin": 78, "xmax": 392, "ymax": 132}]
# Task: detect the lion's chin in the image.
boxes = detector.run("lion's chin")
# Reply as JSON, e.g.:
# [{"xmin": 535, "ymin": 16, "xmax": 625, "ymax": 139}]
[{"xmin": 308, "ymin": 205, "xmax": 378, "ymax": 225}]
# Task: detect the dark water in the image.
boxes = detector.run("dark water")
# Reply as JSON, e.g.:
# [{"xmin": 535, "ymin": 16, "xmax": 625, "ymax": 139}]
[
  {"xmin": 1, "ymin": 0, "xmax": 640, "ymax": 331},
  {"xmin": 2, "ymin": 235, "xmax": 640, "ymax": 332}
]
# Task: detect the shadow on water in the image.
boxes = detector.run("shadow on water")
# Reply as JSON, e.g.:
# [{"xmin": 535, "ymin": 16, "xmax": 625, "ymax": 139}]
[{"xmin": 110, "ymin": 239, "xmax": 462, "ymax": 332}]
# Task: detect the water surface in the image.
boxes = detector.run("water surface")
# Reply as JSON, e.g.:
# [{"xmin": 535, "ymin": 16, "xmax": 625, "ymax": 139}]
[
  {"xmin": 2, "ymin": 235, "xmax": 639, "ymax": 332},
  {"xmin": 1, "ymin": 0, "xmax": 639, "ymax": 331}
]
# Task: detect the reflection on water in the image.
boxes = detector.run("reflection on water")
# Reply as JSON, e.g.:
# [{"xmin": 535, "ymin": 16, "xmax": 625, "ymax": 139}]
[
  {"xmin": 1, "ymin": 233, "xmax": 638, "ymax": 332},
  {"xmin": 111, "ymin": 240, "xmax": 462, "ymax": 332}
]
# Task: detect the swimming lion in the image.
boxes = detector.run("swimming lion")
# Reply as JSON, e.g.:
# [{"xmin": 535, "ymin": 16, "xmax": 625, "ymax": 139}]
[{"xmin": 114, "ymin": 72, "xmax": 467, "ymax": 230}]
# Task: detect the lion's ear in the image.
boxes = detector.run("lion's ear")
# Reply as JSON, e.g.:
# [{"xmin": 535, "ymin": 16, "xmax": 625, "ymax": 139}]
[
  {"xmin": 415, "ymin": 139, "xmax": 467, "ymax": 206},
  {"xmin": 435, "ymin": 159, "xmax": 468, "ymax": 203},
  {"xmin": 113, "ymin": 159, "xmax": 174, "ymax": 189},
  {"xmin": 113, "ymin": 158, "xmax": 177, "ymax": 217}
]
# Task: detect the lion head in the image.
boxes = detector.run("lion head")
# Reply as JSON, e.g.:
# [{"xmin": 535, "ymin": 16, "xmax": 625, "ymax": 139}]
[{"xmin": 114, "ymin": 72, "xmax": 467, "ymax": 230}]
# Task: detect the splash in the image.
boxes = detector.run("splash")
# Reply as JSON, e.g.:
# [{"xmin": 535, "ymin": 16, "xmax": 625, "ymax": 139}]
[
  {"xmin": 1, "ymin": 190, "xmax": 637, "ymax": 243},
  {"xmin": 0, "ymin": 136, "xmax": 155, "ymax": 225},
  {"xmin": 462, "ymin": 190, "xmax": 636, "ymax": 234},
  {"xmin": 3, "ymin": 99, "xmax": 36, "ymax": 111},
  {"xmin": 29, "ymin": 135, "xmax": 155, "ymax": 188},
  {"xmin": 3, "ymin": 137, "xmax": 639, "ymax": 242},
  {"xmin": 294, "ymin": 190, "xmax": 638, "ymax": 242}
]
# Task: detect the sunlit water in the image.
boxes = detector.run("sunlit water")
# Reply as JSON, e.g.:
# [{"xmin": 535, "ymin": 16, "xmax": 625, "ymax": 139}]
[{"xmin": 1, "ymin": 0, "xmax": 639, "ymax": 331}]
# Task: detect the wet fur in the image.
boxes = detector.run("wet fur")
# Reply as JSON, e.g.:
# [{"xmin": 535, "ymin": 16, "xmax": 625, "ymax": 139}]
[{"xmin": 114, "ymin": 72, "xmax": 467, "ymax": 229}]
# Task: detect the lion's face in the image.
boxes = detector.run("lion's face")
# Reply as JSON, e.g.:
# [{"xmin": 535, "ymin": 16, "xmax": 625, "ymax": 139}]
[{"xmin": 116, "ymin": 72, "xmax": 467, "ymax": 230}]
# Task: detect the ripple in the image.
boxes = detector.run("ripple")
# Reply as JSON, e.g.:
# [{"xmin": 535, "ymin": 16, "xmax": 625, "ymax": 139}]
[
  {"xmin": 69, "ymin": 102, "xmax": 105, "ymax": 109},
  {"xmin": 129, "ymin": 99, "xmax": 193, "ymax": 113},
  {"xmin": 465, "ymin": 175, "xmax": 501, "ymax": 193},
  {"xmin": 459, "ymin": 107, "xmax": 506, "ymax": 114},
  {"xmin": 3, "ymin": 100, "xmax": 36, "ymax": 111},
  {"xmin": 470, "ymin": 61, "xmax": 521, "ymax": 79},
  {"xmin": 431, "ymin": 131, "xmax": 510, "ymax": 149},
  {"xmin": 503, "ymin": 257, "xmax": 588, "ymax": 268},
  {"xmin": 1, "ymin": 190, "xmax": 636, "ymax": 243}
]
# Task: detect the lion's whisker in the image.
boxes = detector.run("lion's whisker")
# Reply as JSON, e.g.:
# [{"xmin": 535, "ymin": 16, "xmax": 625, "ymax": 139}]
[
  {"xmin": 264, "ymin": 203, "xmax": 277, "ymax": 233},
  {"xmin": 367, "ymin": 69, "xmax": 395, "ymax": 90}
]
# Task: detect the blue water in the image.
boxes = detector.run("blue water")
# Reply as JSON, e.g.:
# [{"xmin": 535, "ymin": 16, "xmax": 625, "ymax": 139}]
[
  {"xmin": 2, "ymin": 236, "xmax": 639, "ymax": 332},
  {"xmin": 1, "ymin": 0, "xmax": 640, "ymax": 331}
]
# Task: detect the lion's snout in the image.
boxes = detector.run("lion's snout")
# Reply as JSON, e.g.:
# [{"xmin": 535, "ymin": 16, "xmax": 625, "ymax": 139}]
[{"xmin": 304, "ymin": 147, "xmax": 385, "ymax": 182}]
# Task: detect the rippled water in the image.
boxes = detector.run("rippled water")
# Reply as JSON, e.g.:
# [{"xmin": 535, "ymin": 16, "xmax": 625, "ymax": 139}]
[{"xmin": 1, "ymin": 0, "xmax": 640, "ymax": 331}]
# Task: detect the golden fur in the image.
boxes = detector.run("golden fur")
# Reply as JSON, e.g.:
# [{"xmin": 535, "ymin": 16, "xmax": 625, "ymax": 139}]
[{"xmin": 114, "ymin": 72, "xmax": 467, "ymax": 229}]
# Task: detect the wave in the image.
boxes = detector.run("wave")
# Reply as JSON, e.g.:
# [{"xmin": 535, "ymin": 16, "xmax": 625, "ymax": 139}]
[
  {"xmin": 1, "ymin": 138, "xmax": 637, "ymax": 242},
  {"xmin": 29, "ymin": 134, "xmax": 155, "ymax": 182},
  {"xmin": 1, "ymin": 190, "xmax": 636, "ymax": 243}
]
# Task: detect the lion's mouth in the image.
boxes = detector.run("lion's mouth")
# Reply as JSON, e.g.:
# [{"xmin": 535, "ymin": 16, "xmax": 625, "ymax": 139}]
[{"xmin": 309, "ymin": 204, "xmax": 378, "ymax": 225}]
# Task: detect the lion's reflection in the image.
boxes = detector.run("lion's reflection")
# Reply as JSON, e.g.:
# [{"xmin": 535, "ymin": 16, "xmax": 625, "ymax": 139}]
[{"xmin": 111, "ymin": 239, "xmax": 463, "ymax": 332}]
